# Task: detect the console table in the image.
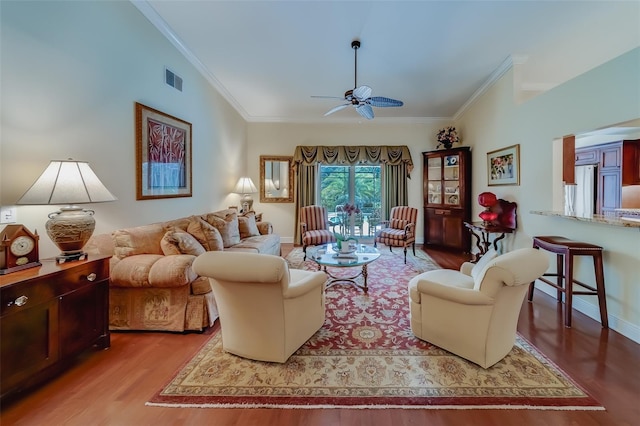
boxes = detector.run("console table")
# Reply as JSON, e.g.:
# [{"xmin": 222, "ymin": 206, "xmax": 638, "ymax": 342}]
[
  {"xmin": 0, "ymin": 255, "xmax": 110, "ymax": 401},
  {"xmin": 465, "ymin": 199, "xmax": 517, "ymax": 262},
  {"xmin": 464, "ymin": 222, "xmax": 515, "ymax": 261}
]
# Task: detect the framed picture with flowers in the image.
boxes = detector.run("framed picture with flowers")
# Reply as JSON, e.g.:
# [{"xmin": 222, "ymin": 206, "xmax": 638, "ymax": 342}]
[
  {"xmin": 135, "ymin": 102, "xmax": 192, "ymax": 200},
  {"xmin": 487, "ymin": 144, "xmax": 520, "ymax": 186}
]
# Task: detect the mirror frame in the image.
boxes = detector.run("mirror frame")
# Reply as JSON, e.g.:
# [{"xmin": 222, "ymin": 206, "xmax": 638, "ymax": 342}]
[{"xmin": 259, "ymin": 155, "xmax": 294, "ymax": 203}]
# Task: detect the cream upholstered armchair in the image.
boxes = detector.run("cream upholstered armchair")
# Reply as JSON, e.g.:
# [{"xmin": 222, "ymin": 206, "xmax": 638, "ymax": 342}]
[
  {"xmin": 374, "ymin": 206, "xmax": 418, "ymax": 263},
  {"xmin": 300, "ymin": 205, "xmax": 337, "ymax": 260},
  {"xmin": 192, "ymin": 251, "xmax": 327, "ymax": 363},
  {"xmin": 408, "ymin": 248, "xmax": 549, "ymax": 368}
]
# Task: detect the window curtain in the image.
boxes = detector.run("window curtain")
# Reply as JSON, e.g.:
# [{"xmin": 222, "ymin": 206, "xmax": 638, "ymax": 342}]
[
  {"xmin": 383, "ymin": 161, "xmax": 409, "ymax": 219},
  {"xmin": 294, "ymin": 163, "xmax": 317, "ymax": 244},
  {"xmin": 293, "ymin": 145, "xmax": 413, "ymax": 243}
]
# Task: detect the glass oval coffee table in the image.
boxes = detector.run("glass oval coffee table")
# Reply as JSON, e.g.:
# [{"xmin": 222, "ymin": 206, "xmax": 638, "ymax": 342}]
[{"xmin": 308, "ymin": 243, "xmax": 380, "ymax": 293}]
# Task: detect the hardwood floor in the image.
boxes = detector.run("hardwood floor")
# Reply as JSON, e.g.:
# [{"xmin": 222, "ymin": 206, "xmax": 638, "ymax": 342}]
[{"xmin": 2, "ymin": 245, "xmax": 638, "ymax": 425}]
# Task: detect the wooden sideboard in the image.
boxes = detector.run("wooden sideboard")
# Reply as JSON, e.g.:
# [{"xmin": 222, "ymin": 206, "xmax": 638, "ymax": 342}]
[{"xmin": 0, "ymin": 255, "xmax": 110, "ymax": 401}]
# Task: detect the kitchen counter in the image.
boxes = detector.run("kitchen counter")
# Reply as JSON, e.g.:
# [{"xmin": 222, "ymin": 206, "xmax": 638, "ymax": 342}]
[{"xmin": 530, "ymin": 210, "xmax": 640, "ymax": 229}]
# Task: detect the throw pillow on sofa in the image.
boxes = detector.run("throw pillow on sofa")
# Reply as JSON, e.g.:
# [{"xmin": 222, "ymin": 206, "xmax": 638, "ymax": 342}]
[
  {"xmin": 238, "ymin": 211, "xmax": 261, "ymax": 238},
  {"xmin": 202, "ymin": 210, "xmax": 241, "ymax": 248},
  {"xmin": 161, "ymin": 228, "xmax": 206, "ymax": 256},
  {"xmin": 187, "ymin": 216, "xmax": 224, "ymax": 251}
]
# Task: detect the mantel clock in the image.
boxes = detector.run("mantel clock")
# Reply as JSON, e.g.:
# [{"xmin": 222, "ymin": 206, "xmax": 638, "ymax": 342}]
[{"xmin": 0, "ymin": 224, "xmax": 41, "ymax": 275}]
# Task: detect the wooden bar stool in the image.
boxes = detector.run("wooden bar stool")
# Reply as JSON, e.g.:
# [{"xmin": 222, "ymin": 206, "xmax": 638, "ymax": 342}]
[{"xmin": 528, "ymin": 236, "xmax": 608, "ymax": 328}]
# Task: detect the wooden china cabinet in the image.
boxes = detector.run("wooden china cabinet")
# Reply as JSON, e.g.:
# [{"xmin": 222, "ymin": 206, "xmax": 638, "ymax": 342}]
[{"xmin": 423, "ymin": 146, "xmax": 472, "ymax": 252}]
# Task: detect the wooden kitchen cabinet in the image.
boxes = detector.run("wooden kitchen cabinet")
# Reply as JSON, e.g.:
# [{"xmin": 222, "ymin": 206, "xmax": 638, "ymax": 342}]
[
  {"xmin": 599, "ymin": 169, "xmax": 622, "ymax": 214},
  {"xmin": 621, "ymin": 140, "xmax": 640, "ymax": 184},
  {"xmin": 574, "ymin": 139, "xmax": 639, "ymax": 214},
  {"xmin": 423, "ymin": 146, "xmax": 472, "ymax": 252},
  {"xmin": 0, "ymin": 255, "xmax": 110, "ymax": 401},
  {"xmin": 575, "ymin": 147, "xmax": 599, "ymax": 165}
]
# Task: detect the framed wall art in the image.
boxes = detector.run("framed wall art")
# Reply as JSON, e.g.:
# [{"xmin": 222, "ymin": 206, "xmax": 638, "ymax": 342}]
[
  {"xmin": 135, "ymin": 102, "xmax": 192, "ymax": 200},
  {"xmin": 487, "ymin": 144, "xmax": 520, "ymax": 186}
]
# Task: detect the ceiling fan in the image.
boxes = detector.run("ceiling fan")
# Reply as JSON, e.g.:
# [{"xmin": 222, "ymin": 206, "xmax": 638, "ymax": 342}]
[{"xmin": 312, "ymin": 40, "xmax": 403, "ymax": 120}]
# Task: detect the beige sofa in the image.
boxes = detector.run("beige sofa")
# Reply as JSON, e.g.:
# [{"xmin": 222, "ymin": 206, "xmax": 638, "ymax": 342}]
[{"xmin": 86, "ymin": 209, "xmax": 280, "ymax": 332}]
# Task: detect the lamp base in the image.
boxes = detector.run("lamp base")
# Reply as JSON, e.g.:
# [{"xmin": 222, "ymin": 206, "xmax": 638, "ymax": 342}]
[
  {"xmin": 46, "ymin": 206, "xmax": 96, "ymax": 259},
  {"xmin": 55, "ymin": 252, "xmax": 87, "ymax": 264},
  {"xmin": 241, "ymin": 194, "xmax": 254, "ymax": 213}
]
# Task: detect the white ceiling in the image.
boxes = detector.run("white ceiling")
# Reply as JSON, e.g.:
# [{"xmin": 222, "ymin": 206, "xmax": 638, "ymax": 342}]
[{"xmin": 134, "ymin": 1, "xmax": 640, "ymax": 124}]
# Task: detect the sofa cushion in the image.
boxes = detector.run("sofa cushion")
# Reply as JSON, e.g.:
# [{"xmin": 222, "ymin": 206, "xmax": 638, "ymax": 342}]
[
  {"xmin": 110, "ymin": 254, "xmax": 164, "ymax": 287},
  {"xmin": 191, "ymin": 276, "xmax": 212, "ymax": 295},
  {"xmin": 110, "ymin": 254, "xmax": 198, "ymax": 288},
  {"xmin": 187, "ymin": 217, "xmax": 224, "ymax": 251},
  {"xmin": 161, "ymin": 229, "xmax": 206, "ymax": 256},
  {"xmin": 238, "ymin": 211, "xmax": 261, "ymax": 238},
  {"xmin": 225, "ymin": 233, "xmax": 281, "ymax": 256},
  {"xmin": 162, "ymin": 217, "xmax": 191, "ymax": 231},
  {"xmin": 112, "ymin": 223, "xmax": 165, "ymax": 259},
  {"xmin": 202, "ymin": 209, "xmax": 241, "ymax": 248},
  {"xmin": 149, "ymin": 255, "xmax": 199, "ymax": 287}
]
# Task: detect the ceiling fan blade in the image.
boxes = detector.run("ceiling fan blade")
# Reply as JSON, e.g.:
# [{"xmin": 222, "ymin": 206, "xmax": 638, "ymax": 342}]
[
  {"xmin": 353, "ymin": 85, "xmax": 372, "ymax": 101},
  {"xmin": 324, "ymin": 104, "xmax": 350, "ymax": 116},
  {"xmin": 368, "ymin": 96, "xmax": 404, "ymax": 107},
  {"xmin": 356, "ymin": 104, "xmax": 374, "ymax": 120},
  {"xmin": 311, "ymin": 95, "xmax": 344, "ymax": 100}
]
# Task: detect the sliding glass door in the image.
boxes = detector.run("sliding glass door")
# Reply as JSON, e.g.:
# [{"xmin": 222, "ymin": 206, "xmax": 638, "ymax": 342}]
[{"xmin": 318, "ymin": 164, "xmax": 382, "ymax": 240}]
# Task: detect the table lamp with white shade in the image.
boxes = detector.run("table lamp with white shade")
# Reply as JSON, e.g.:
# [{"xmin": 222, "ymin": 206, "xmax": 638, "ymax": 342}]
[
  {"xmin": 233, "ymin": 177, "xmax": 257, "ymax": 212},
  {"xmin": 16, "ymin": 159, "xmax": 117, "ymax": 262}
]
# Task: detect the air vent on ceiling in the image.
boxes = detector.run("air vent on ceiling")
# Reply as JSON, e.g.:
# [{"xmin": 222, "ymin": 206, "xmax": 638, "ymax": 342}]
[{"xmin": 165, "ymin": 68, "xmax": 183, "ymax": 92}]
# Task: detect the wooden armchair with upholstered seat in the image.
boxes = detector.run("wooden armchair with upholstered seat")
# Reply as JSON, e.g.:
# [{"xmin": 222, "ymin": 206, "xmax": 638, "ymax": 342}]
[
  {"xmin": 374, "ymin": 206, "xmax": 418, "ymax": 263},
  {"xmin": 300, "ymin": 205, "xmax": 337, "ymax": 260}
]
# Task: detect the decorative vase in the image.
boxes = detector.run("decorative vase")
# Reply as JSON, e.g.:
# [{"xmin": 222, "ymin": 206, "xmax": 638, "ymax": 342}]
[
  {"xmin": 477, "ymin": 192, "xmax": 499, "ymax": 225},
  {"xmin": 46, "ymin": 206, "xmax": 96, "ymax": 257},
  {"xmin": 478, "ymin": 209, "xmax": 499, "ymax": 224}
]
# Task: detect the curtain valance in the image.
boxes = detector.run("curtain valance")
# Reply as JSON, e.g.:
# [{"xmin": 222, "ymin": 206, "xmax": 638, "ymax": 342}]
[{"xmin": 293, "ymin": 145, "xmax": 414, "ymax": 177}]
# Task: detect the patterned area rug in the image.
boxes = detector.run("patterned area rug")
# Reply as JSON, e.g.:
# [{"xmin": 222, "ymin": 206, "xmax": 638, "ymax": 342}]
[{"xmin": 147, "ymin": 248, "xmax": 603, "ymax": 410}]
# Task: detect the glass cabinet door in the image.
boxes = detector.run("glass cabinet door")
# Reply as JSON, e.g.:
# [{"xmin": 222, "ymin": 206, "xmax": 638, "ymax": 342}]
[
  {"xmin": 443, "ymin": 154, "xmax": 460, "ymax": 206},
  {"xmin": 427, "ymin": 157, "xmax": 442, "ymax": 204}
]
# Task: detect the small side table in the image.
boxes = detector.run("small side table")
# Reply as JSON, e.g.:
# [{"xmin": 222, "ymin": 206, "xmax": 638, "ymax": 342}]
[{"xmin": 464, "ymin": 221, "xmax": 515, "ymax": 262}]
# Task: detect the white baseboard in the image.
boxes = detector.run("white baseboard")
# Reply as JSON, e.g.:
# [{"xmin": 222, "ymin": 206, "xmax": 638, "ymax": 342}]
[{"xmin": 534, "ymin": 286, "xmax": 640, "ymax": 344}]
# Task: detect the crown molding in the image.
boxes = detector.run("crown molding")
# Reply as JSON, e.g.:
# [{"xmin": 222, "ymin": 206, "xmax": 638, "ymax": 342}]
[
  {"xmin": 453, "ymin": 55, "xmax": 515, "ymax": 120},
  {"xmin": 131, "ymin": 0, "xmax": 472, "ymax": 125},
  {"xmin": 247, "ymin": 115, "xmax": 451, "ymax": 125},
  {"xmin": 131, "ymin": 0, "xmax": 252, "ymax": 121}
]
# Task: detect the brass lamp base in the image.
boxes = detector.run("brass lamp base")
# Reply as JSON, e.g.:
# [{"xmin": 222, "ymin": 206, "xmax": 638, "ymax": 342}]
[{"xmin": 46, "ymin": 206, "xmax": 95, "ymax": 262}]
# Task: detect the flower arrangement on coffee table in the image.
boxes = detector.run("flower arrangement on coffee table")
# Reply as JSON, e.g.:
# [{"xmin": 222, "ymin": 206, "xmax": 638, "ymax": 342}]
[{"xmin": 334, "ymin": 203, "xmax": 360, "ymax": 250}]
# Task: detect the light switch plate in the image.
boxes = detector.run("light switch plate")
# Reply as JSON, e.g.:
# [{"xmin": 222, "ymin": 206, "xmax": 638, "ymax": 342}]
[{"xmin": 0, "ymin": 206, "xmax": 17, "ymax": 224}]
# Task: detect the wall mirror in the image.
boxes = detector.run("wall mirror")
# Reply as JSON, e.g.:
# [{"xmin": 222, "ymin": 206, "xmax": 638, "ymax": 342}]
[{"xmin": 260, "ymin": 155, "xmax": 294, "ymax": 203}]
